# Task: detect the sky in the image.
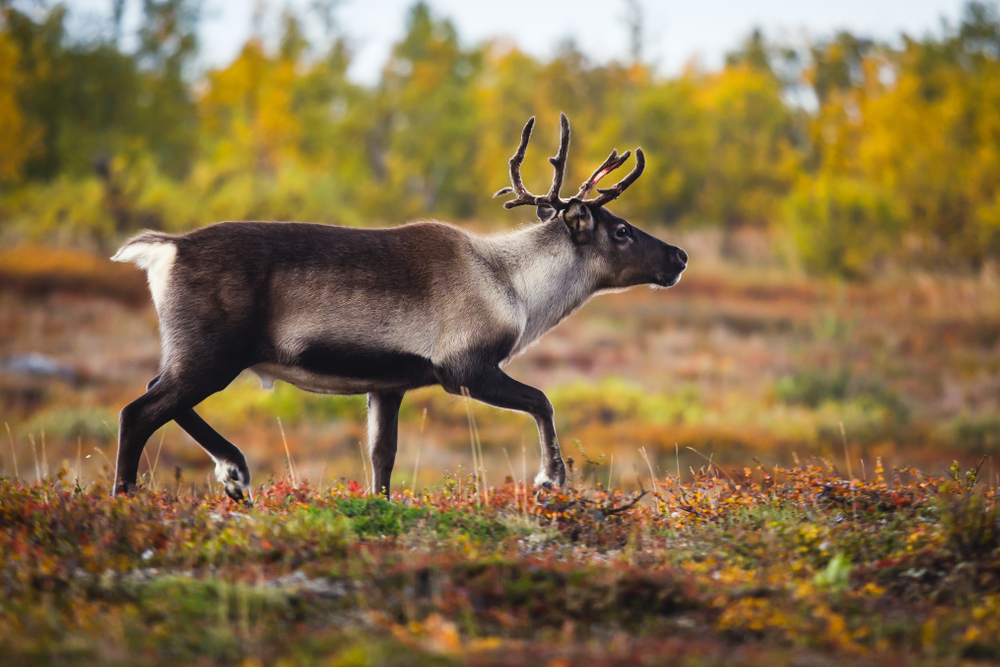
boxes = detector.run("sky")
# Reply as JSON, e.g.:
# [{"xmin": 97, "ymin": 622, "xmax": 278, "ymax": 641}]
[{"xmin": 62, "ymin": 0, "xmax": 973, "ymax": 84}]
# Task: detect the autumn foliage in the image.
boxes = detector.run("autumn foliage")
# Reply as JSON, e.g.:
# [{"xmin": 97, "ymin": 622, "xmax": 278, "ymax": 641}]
[
  {"xmin": 2, "ymin": 3, "xmax": 1000, "ymax": 275},
  {"xmin": 1, "ymin": 460, "xmax": 999, "ymax": 665}
]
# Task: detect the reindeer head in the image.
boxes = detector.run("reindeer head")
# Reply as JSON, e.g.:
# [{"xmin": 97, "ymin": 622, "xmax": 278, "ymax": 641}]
[{"xmin": 494, "ymin": 113, "xmax": 687, "ymax": 290}]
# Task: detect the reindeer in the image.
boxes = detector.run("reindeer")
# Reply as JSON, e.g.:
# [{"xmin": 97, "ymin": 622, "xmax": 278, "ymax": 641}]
[{"xmin": 111, "ymin": 113, "xmax": 688, "ymax": 504}]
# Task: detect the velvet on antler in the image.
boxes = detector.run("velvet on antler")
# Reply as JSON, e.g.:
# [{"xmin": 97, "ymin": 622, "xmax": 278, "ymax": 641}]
[{"xmin": 493, "ymin": 113, "xmax": 645, "ymax": 211}]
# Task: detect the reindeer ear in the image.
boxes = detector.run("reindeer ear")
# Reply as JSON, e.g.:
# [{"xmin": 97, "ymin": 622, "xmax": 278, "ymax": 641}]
[
  {"xmin": 536, "ymin": 203, "xmax": 557, "ymax": 223},
  {"xmin": 562, "ymin": 200, "xmax": 594, "ymax": 244}
]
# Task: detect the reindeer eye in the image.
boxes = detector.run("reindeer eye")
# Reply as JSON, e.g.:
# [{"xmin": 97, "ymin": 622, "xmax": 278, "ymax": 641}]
[{"xmin": 613, "ymin": 225, "xmax": 630, "ymax": 241}]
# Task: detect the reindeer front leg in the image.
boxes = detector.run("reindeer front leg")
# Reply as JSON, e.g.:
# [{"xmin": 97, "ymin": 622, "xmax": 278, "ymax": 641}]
[{"xmin": 454, "ymin": 368, "xmax": 567, "ymax": 488}]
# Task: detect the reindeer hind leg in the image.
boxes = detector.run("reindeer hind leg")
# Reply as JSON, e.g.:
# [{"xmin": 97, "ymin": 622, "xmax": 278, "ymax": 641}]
[
  {"xmin": 115, "ymin": 366, "xmax": 241, "ymax": 495},
  {"xmin": 144, "ymin": 375, "xmax": 253, "ymax": 505},
  {"xmin": 368, "ymin": 391, "xmax": 404, "ymax": 498}
]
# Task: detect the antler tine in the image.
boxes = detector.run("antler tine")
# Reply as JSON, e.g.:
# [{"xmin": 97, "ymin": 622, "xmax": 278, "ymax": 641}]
[
  {"xmin": 493, "ymin": 116, "xmax": 546, "ymax": 209},
  {"xmin": 587, "ymin": 147, "xmax": 645, "ymax": 207},
  {"xmin": 545, "ymin": 112, "xmax": 571, "ymax": 204},
  {"xmin": 575, "ymin": 148, "xmax": 630, "ymax": 199}
]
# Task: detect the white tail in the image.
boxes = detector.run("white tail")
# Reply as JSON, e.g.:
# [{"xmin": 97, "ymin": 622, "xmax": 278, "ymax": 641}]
[{"xmin": 112, "ymin": 236, "xmax": 177, "ymax": 312}]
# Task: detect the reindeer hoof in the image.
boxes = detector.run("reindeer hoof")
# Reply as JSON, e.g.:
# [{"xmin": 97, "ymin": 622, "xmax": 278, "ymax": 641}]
[
  {"xmin": 224, "ymin": 482, "xmax": 253, "ymax": 507},
  {"xmin": 114, "ymin": 480, "xmax": 137, "ymax": 496},
  {"xmin": 534, "ymin": 467, "xmax": 566, "ymax": 489}
]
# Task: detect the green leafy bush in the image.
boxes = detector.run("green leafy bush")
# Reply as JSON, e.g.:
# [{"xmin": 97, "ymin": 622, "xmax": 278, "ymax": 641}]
[
  {"xmin": 774, "ymin": 368, "xmax": 851, "ymax": 408},
  {"xmin": 783, "ymin": 175, "xmax": 904, "ymax": 277},
  {"xmin": 951, "ymin": 413, "xmax": 1000, "ymax": 454}
]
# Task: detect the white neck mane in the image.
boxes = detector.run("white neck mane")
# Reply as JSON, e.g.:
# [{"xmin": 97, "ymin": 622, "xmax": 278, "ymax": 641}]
[{"xmin": 476, "ymin": 222, "xmax": 597, "ymax": 357}]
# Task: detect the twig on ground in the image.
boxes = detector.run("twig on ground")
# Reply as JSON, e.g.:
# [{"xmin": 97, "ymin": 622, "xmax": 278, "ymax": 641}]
[{"xmin": 603, "ymin": 489, "xmax": 650, "ymax": 516}]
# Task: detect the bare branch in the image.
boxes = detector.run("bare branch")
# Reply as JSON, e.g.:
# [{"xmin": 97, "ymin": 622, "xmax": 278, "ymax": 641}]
[{"xmin": 603, "ymin": 489, "xmax": 649, "ymax": 515}]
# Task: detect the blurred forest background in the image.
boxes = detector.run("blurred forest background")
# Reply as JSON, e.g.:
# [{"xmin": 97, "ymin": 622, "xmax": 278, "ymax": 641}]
[{"xmin": 1, "ymin": 0, "xmax": 999, "ymax": 494}]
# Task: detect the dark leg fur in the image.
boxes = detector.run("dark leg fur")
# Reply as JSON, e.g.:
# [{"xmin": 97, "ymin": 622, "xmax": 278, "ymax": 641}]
[
  {"xmin": 140, "ymin": 376, "xmax": 252, "ymax": 503},
  {"xmin": 145, "ymin": 377, "xmax": 249, "ymax": 473},
  {"xmin": 455, "ymin": 368, "xmax": 566, "ymax": 487},
  {"xmin": 114, "ymin": 368, "xmax": 241, "ymax": 495},
  {"xmin": 367, "ymin": 391, "xmax": 404, "ymax": 497}
]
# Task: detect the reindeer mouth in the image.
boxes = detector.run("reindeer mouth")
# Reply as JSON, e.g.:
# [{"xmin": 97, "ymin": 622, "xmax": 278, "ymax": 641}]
[{"xmin": 654, "ymin": 272, "xmax": 683, "ymax": 288}]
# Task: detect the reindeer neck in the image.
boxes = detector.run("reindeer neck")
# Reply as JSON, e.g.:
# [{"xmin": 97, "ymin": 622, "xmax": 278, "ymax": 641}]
[{"xmin": 480, "ymin": 222, "xmax": 597, "ymax": 352}]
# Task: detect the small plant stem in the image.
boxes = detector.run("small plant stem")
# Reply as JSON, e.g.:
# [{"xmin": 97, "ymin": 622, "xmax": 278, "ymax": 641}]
[
  {"xmin": 462, "ymin": 387, "xmax": 488, "ymax": 506},
  {"xmin": 675, "ymin": 442, "xmax": 681, "ymax": 483},
  {"xmin": 462, "ymin": 388, "xmax": 480, "ymax": 505},
  {"xmin": 639, "ymin": 446, "xmax": 658, "ymax": 497},
  {"xmin": 687, "ymin": 446, "xmax": 737, "ymax": 484},
  {"xmin": 91, "ymin": 447, "xmax": 112, "ymax": 482},
  {"xmin": 76, "ymin": 436, "xmax": 83, "ymax": 488},
  {"xmin": 473, "ymin": 413, "xmax": 487, "ymax": 505},
  {"xmin": 151, "ymin": 431, "xmax": 165, "ymax": 489},
  {"xmin": 414, "ymin": 410, "xmax": 427, "ymax": 496},
  {"xmin": 502, "ymin": 446, "xmax": 518, "ymax": 508},
  {"xmin": 840, "ymin": 421, "xmax": 857, "ymax": 518},
  {"xmin": 29, "ymin": 434, "xmax": 40, "ymax": 483},
  {"xmin": 990, "ymin": 456, "xmax": 995, "ymax": 495},
  {"xmin": 277, "ymin": 417, "xmax": 297, "ymax": 486},
  {"xmin": 5, "ymin": 423, "xmax": 18, "ymax": 480},
  {"xmin": 143, "ymin": 449, "xmax": 156, "ymax": 491},
  {"xmin": 41, "ymin": 430, "xmax": 49, "ymax": 479},
  {"xmin": 608, "ymin": 454, "xmax": 614, "ymax": 494},
  {"xmin": 522, "ymin": 443, "xmax": 527, "ymax": 515},
  {"xmin": 357, "ymin": 440, "xmax": 370, "ymax": 494},
  {"xmin": 411, "ymin": 441, "xmax": 421, "ymax": 497},
  {"xmin": 839, "ymin": 421, "xmax": 853, "ymax": 480}
]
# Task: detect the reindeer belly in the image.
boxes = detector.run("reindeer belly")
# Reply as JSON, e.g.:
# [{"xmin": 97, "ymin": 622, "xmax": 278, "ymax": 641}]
[{"xmin": 251, "ymin": 342, "xmax": 437, "ymax": 395}]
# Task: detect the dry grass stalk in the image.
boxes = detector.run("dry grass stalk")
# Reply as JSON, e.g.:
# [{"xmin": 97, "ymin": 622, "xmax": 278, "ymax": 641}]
[
  {"xmin": 608, "ymin": 453, "xmax": 614, "ymax": 494},
  {"xmin": 29, "ymin": 434, "xmax": 40, "ymax": 482},
  {"xmin": 461, "ymin": 387, "xmax": 488, "ymax": 506},
  {"xmin": 41, "ymin": 430, "xmax": 49, "ymax": 479},
  {"xmin": 639, "ymin": 446, "xmax": 658, "ymax": 496},
  {"xmin": 151, "ymin": 431, "xmax": 165, "ymax": 488},
  {"xmin": 522, "ymin": 443, "xmax": 527, "ymax": 516},
  {"xmin": 840, "ymin": 420, "xmax": 857, "ymax": 518},
  {"xmin": 277, "ymin": 417, "xmax": 297, "ymax": 486},
  {"xmin": 411, "ymin": 441, "xmax": 421, "ymax": 497},
  {"xmin": 87, "ymin": 447, "xmax": 115, "ymax": 481},
  {"xmin": 76, "ymin": 436, "xmax": 82, "ymax": 488},
  {"xmin": 91, "ymin": 447, "xmax": 112, "ymax": 481},
  {"xmin": 357, "ymin": 441, "xmax": 370, "ymax": 494},
  {"xmin": 686, "ymin": 446, "xmax": 737, "ymax": 484},
  {"xmin": 502, "ymin": 446, "xmax": 519, "ymax": 513},
  {"xmin": 5, "ymin": 423, "xmax": 18, "ymax": 480}
]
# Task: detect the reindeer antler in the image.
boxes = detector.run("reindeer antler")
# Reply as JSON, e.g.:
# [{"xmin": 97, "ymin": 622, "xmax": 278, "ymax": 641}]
[
  {"xmin": 583, "ymin": 148, "xmax": 645, "ymax": 207},
  {"xmin": 494, "ymin": 113, "xmax": 644, "ymax": 211},
  {"xmin": 493, "ymin": 113, "xmax": 571, "ymax": 209},
  {"xmin": 575, "ymin": 149, "xmax": 629, "ymax": 199}
]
